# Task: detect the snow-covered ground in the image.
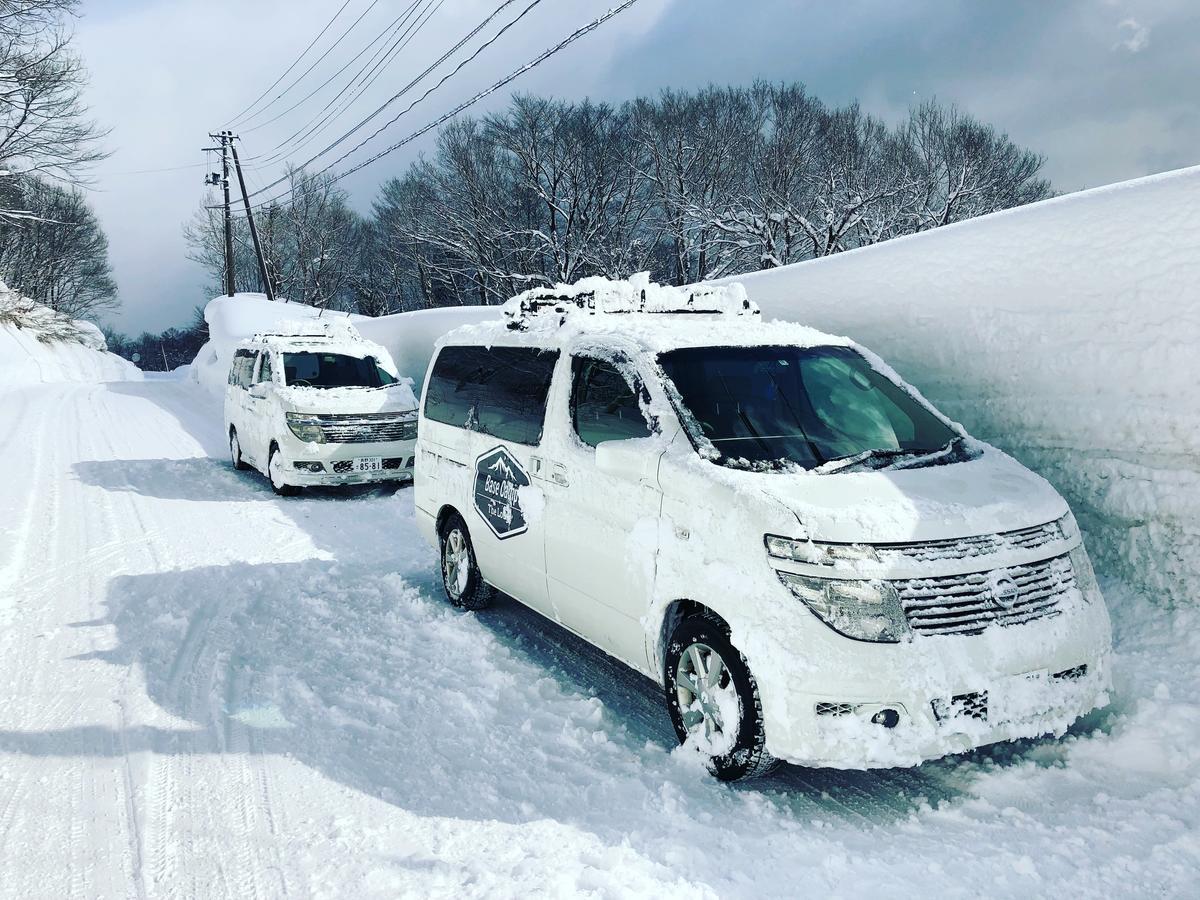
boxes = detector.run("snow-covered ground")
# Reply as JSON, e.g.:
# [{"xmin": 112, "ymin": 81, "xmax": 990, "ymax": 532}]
[{"xmin": 0, "ymin": 373, "xmax": 1196, "ymax": 898}]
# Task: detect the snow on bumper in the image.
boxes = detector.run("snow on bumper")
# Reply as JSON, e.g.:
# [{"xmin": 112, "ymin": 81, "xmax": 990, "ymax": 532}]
[
  {"xmin": 277, "ymin": 436, "xmax": 416, "ymax": 486},
  {"xmin": 748, "ymin": 589, "xmax": 1113, "ymax": 769}
]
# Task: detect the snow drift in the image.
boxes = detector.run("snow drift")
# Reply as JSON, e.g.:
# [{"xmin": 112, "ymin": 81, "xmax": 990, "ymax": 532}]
[
  {"xmin": 189, "ymin": 294, "xmax": 361, "ymax": 395},
  {"xmin": 191, "ymin": 294, "xmax": 498, "ymax": 397},
  {"xmin": 714, "ymin": 165, "xmax": 1200, "ymax": 607},
  {"xmin": 355, "ymin": 305, "xmax": 499, "ymax": 389},
  {"xmin": 0, "ymin": 284, "xmax": 141, "ymax": 384}
]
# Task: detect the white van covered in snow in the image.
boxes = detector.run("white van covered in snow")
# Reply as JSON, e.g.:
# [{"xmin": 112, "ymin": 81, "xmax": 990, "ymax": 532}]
[
  {"xmin": 225, "ymin": 323, "xmax": 418, "ymax": 495},
  {"xmin": 412, "ymin": 276, "xmax": 1113, "ymax": 780}
]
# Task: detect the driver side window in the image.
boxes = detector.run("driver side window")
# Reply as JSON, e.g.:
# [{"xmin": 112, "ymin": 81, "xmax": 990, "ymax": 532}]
[
  {"xmin": 256, "ymin": 352, "xmax": 273, "ymax": 384},
  {"xmin": 571, "ymin": 356, "xmax": 652, "ymax": 448}
]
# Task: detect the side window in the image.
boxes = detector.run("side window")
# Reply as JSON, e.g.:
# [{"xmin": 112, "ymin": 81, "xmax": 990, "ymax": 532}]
[
  {"xmin": 257, "ymin": 352, "xmax": 273, "ymax": 384},
  {"xmin": 477, "ymin": 347, "xmax": 558, "ymax": 445},
  {"xmin": 231, "ymin": 349, "xmax": 256, "ymax": 389},
  {"xmin": 424, "ymin": 345, "xmax": 558, "ymax": 445},
  {"xmin": 424, "ymin": 346, "xmax": 482, "ymax": 428},
  {"xmin": 571, "ymin": 357, "xmax": 652, "ymax": 448}
]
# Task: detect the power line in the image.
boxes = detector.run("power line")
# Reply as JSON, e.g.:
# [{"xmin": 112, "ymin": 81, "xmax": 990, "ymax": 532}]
[
  {"xmin": 219, "ymin": 0, "xmax": 645, "ymax": 215},
  {"xmin": 236, "ymin": 0, "xmax": 385, "ymax": 132},
  {"xmin": 226, "ymin": 0, "xmax": 355, "ymax": 128},
  {"xmin": 243, "ymin": 0, "xmax": 550, "ymax": 204},
  {"xmin": 245, "ymin": 0, "xmax": 437, "ymax": 164}
]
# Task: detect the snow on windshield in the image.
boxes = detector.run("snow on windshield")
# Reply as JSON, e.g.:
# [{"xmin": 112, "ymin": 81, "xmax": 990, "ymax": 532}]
[{"xmin": 658, "ymin": 344, "xmax": 960, "ymax": 472}]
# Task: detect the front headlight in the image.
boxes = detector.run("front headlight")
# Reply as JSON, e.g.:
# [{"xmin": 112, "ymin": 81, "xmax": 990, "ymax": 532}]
[
  {"xmin": 1068, "ymin": 545, "xmax": 1100, "ymax": 602},
  {"xmin": 778, "ymin": 573, "xmax": 910, "ymax": 643},
  {"xmin": 765, "ymin": 534, "xmax": 879, "ymax": 566},
  {"xmin": 285, "ymin": 412, "xmax": 326, "ymax": 443},
  {"xmin": 1058, "ymin": 510, "xmax": 1081, "ymax": 542}
]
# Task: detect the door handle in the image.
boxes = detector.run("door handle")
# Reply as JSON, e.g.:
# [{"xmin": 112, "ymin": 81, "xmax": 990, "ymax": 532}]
[{"xmin": 531, "ymin": 456, "xmax": 569, "ymax": 486}]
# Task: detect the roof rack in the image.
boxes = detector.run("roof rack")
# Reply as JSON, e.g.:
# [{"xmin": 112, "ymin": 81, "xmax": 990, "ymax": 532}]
[{"xmin": 504, "ymin": 281, "xmax": 759, "ymax": 330}]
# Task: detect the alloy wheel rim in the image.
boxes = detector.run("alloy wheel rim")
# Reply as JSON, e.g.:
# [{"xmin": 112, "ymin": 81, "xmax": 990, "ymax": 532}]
[
  {"xmin": 230, "ymin": 434, "xmax": 239, "ymax": 465},
  {"xmin": 443, "ymin": 529, "xmax": 470, "ymax": 599},
  {"xmin": 675, "ymin": 642, "xmax": 738, "ymax": 743},
  {"xmin": 269, "ymin": 452, "xmax": 284, "ymax": 489}
]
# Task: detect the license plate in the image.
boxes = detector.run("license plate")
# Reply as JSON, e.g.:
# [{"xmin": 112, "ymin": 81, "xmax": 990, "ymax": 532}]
[
  {"xmin": 353, "ymin": 456, "xmax": 382, "ymax": 473},
  {"xmin": 990, "ymin": 670, "xmax": 1049, "ymax": 723}
]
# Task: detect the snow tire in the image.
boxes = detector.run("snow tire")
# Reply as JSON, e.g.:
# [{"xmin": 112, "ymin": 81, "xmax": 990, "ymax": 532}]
[
  {"xmin": 268, "ymin": 444, "xmax": 301, "ymax": 497},
  {"xmin": 229, "ymin": 428, "xmax": 247, "ymax": 471},
  {"xmin": 665, "ymin": 613, "xmax": 777, "ymax": 781},
  {"xmin": 439, "ymin": 513, "xmax": 496, "ymax": 611}
]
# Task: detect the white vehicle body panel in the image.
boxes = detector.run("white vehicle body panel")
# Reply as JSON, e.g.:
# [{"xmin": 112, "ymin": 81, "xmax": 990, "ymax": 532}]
[{"xmin": 413, "ymin": 275, "xmax": 1113, "ymax": 769}]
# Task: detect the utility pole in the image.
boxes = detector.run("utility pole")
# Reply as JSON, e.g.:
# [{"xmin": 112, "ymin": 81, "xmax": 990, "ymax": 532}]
[
  {"xmin": 204, "ymin": 132, "xmax": 236, "ymax": 296},
  {"xmin": 228, "ymin": 134, "xmax": 277, "ymax": 302}
]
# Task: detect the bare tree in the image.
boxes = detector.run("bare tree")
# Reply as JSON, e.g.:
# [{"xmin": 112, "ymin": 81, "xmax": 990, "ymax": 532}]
[
  {"xmin": 0, "ymin": 0, "xmax": 108, "ymax": 216},
  {"xmin": 0, "ymin": 175, "xmax": 116, "ymax": 319},
  {"xmin": 900, "ymin": 100, "xmax": 1052, "ymax": 230}
]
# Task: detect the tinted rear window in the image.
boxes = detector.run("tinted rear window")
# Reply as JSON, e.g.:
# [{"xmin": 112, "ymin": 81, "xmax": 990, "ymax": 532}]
[{"xmin": 425, "ymin": 345, "xmax": 559, "ymax": 445}]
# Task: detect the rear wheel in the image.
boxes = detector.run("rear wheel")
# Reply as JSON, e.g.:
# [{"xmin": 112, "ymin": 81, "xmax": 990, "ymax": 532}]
[
  {"xmin": 229, "ymin": 428, "xmax": 247, "ymax": 471},
  {"xmin": 268, "ymin": 444, "xmax": 301, "ymax": 496},
  {"xmin": 439, "ymin": 513, "xmax": 495, "ymax": 610},
  {"xmin": 665, "ymin": 613, "xmax": 776, "ymax": 781}
]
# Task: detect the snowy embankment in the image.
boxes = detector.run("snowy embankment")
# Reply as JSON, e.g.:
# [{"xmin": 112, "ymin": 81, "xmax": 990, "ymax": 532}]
[
  {"xmin": 190, "ymin": 293, "xmax": 497, "ymax": 396},
  {"xmin": 0, "ymin": 284, "xmax": 141, "ymax": 384},
  {"xmin": 717, "ymin": 165, "xmax": 1200, "ymax": 607}
]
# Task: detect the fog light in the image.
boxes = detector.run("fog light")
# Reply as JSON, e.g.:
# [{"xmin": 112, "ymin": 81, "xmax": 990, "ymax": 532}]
[
  {"xmin": 293, "ymin": 461, "xmax": 325, "ymax": 473},
  {"xmin": 871, "ymin": 708, "xmax": 900, "ymax": 729}
]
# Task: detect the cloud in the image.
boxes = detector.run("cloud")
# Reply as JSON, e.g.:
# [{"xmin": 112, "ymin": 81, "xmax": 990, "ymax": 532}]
[
  {"xmin": 1115, "ymin": 17, "xmax": 1151, "ymax": 52},
  {"xmin": 72, "ymin": 0, "xmax": 1198, "ymax": 333}
]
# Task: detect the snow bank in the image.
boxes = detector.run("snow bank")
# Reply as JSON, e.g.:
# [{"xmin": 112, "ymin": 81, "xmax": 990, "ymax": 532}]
[
  {"xmin": 713, "ymin": 165, "xmax": 1200, "ymax": 606},
  {"xmin": 191, "ymin": 295, "xmax": 497, "ymax": 396},
  {"xmin": 189, "ymin": 293, "xmax": 362, "ymax": 395},
  {"xmin": 355, "ymin": 305, "xmax": 500, "ymax": 389},
  {"xmin": 0, "ymin": 285, "xmax": 141, "ymax": 384}
]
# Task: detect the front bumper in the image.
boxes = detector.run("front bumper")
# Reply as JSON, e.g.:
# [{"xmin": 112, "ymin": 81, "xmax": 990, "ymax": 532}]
[
  {"xmin": 274, "ymin": 436, "xmax": 416, "ymax": 487},
  {"xmin": 750, "ymin": 587, "xmax": 1113, "ymax": 769}
]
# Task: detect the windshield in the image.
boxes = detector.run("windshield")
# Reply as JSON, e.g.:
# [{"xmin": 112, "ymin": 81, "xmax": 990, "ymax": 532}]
[
  {"xmin": 658, "ymin": 345, "xmax": 959, "ymax": 471},
  {"xmin": 282, "ymin": 352, "xmax": 397, "ymax": 389}
]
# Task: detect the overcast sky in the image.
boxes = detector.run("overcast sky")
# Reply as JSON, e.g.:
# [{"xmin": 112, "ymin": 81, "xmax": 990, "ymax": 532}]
[{"xmin": 73, "ymin": 0, "xmax": 1199, "ymax": 334}]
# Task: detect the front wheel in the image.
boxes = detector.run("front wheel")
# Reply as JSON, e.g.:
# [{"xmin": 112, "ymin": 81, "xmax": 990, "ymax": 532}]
[
  {"xmin": 268, "ymin": 445, "xmax": 301, "ymax": 496},
  {"xmin": 665, "ymin": 614, "xmax": 776, "ymax": 781},
  {"xmin": 439, "ymin": 514, "xmax": 495, "ymax": 610}
]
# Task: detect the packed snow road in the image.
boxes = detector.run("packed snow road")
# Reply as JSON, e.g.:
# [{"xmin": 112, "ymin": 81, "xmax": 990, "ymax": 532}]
[{"xmin": 0, "ymin": 377, "xmax": 1196, "ymax": 898}]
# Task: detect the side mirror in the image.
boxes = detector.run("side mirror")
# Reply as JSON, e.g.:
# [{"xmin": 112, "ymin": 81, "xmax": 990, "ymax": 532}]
[
  {"xmin": 248, "ymin": 382, "xmax": 270, "ymax": 399},
  {"xmin": 595, "ymin": 438, "xmax": 659, "ymax": 484}
]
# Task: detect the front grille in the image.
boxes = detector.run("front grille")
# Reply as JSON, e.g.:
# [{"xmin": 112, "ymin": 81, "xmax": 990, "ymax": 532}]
[
  {"xmin": 877, "ymin": 520, "xmax": 1063, "ymax": 564},
  {"xmin": 313, "ymin": 413, "xmax": 417, "ymax": 444},
  {"xmin": 898, "ymin": 555, "xmax": 1076, "ymax": 636},
  {"xmin": 933, "ymin": 691, "xmax": 989, "ymax": 723},
  {"xmin": 932, "ymin": 666, "xmax": 1089, "ymax": 724}
]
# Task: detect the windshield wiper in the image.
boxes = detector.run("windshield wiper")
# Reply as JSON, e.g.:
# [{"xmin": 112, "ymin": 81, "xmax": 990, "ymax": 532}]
[{"xmin": 816, "ymin": 436, "xmax": 971, "ymax": 475}]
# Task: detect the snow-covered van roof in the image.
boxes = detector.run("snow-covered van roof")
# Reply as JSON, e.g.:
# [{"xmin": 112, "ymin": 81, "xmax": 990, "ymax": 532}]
[
  {"xmin": 236, "ymin": 318, "xmax": 387, "ymax": 357},
  {"xmin": 437, "ymin": 273, "xmax": 855, "ymax": 357}
]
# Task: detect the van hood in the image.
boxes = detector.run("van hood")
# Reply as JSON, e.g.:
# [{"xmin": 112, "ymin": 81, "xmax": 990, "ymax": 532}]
[
  {"xmin": 759, "ymin": 448, "xmax": 1067, "ymax": 543},
  {"xmin": 275, "ymin": 383, "xmax": 418, "ymax": 416}
]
